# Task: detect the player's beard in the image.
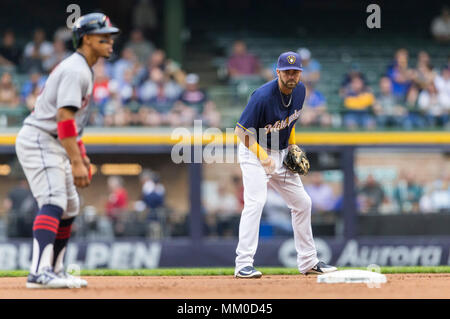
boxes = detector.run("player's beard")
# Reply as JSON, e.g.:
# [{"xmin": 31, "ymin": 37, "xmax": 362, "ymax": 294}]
[{"xmin": 280, "ymin": 77, "xmax": 298, "ymax": 91}]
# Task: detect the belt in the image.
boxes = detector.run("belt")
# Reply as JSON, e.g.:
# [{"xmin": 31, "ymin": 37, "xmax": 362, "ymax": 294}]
[{"xmin": 24, "ymin": 123, "xmax": 58, "ymax": 139}]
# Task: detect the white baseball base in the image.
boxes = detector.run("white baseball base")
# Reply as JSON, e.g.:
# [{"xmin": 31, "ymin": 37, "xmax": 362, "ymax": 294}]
[{"xmin": 317, "ymin": 270, "xmax": 387, "ymax": 284}]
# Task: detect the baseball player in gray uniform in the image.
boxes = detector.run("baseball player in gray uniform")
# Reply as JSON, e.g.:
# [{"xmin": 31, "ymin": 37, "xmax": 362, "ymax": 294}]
[{"xmin": 15, "ymin": 13, "xmax": 119, "ymax": 288}]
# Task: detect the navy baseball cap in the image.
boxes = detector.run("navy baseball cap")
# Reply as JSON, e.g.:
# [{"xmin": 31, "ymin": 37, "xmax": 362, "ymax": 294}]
[{"xmin": 277, "ymin": 51, "xmax": 303, "ymax": 71}]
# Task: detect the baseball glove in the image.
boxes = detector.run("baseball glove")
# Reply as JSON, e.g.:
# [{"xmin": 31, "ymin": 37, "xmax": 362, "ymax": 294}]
[{"xmin": 283, "ymin": 145, "xmax": 310, "ymax": 175}]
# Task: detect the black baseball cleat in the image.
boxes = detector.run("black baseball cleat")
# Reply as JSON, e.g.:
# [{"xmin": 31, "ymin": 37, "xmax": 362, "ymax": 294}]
[
  {"xmin": 304, "ymin": 261, "xmax": 337, "ymax": 275},
  {"xmin": 235, "ymin": 266, "xmax": 262, "ymax": 278}
]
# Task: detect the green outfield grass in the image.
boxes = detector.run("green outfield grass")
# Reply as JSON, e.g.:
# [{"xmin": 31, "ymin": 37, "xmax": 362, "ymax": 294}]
[{"xmin": 1, "ymin": 266, "xmax": 450, "ymax": 277}]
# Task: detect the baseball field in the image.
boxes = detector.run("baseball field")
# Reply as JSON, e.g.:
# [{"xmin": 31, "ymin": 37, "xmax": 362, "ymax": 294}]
[{"xmin": 1, "ymin": 267, "xmax": 449, "ymax": 299}]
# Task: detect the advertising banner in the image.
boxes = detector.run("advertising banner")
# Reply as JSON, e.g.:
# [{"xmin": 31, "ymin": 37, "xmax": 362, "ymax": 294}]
[{"xmin": 0, "ymin": 237, "xmax": 449, "ymax": 270}]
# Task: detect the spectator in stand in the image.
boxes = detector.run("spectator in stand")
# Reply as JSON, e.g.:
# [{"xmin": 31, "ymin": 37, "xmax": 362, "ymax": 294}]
[
  {"xmin": 412, "ymin": 51, "xmax": 436, "ymax": 91},
  {"xmin": 125, "ymin": 29, "xmax": 155, "ymax": 65},
  {"xmin": 102, "ymin": 80, "xmax": 132, "ymax": 127},
  {"xmin": 133, "ymin": 169, "xmax": 166, "ymax": 232},
  {"xmin": 340, "ymin": 63, "xmax": 368, "ymax": 95},
  {"xmin": 139, "ymin": 170, "xmax": 165, "ymax": 212},
  {"xmin": 299, "ymin": 81, "xmax": 332, "ymax": 127},
  {"xmin": 434, "ymin": 64, "xmax": 450, "ymax": 113},
  {"xmin": 171, "ymin": 73, "xmax": 221, "ymax": 127},
  {"xmin": 53, "ymin": 26, "xmax": 72, "ymax": 45},
  {"xmin": 148, "ymin": 49, "xmax": 166, "ymax": 71},
  {"xmin": 117, "ymin": 68, "xmax": 140, "ymax": 106},
  {"xmin": 0, "ymin": 30, "xmax": 21, "ymax": 67},
  {"xmin": 20, "ymin": 70, "xmax": 46, "ymax": 104},
  {"xmin": 112, "ymin": 68, "xmax": 140, "ymax": 126},
  {"xmin": 135, "ymin": 169, "xmax": 166, "ymax": 238},
  {"xmin": 105, "ymin": 176, "xmax": 129, "ymax": 236},
  {"xmin": 404, "ymin": 84, "xmax": 426, "ymax": 129},
  {"xmin": 342, "ymin": 75, "xmax": 376, "ymax": 130},
  {"xmin": 418, "ymin": 82, "xmax": 449, "ymax": 127},
  {"xmin": 0, "ymin": 72, "xmax": 20, "ymax": 107},
  {"xmin": 419, "ymin": 187, "xmax": 434, "ymax": 213},
  {"xmin": 386, "ymin": 48, "xmax": 415, "ymax": 99},
  {"xmin": 297, "ymin": 48, "xmax": 321, "ymax": 85},
  {"xmin": 92, "ymin": 58, "xmax": 112, "ymax": 118},
  {"xmin": 138, "ymin": 67, "xmax": 182, "ymax": 126},
  {"xmin": 226, "ymin": 40, "xmax": 261, "ymax": 79},
  {"xmin": 95, "ymin": 59, "xmax": 137, "ymax": 126},
  {"xmin": 358, "ymin": 174, "xmax": 386, "ymax": 214},
  {"xmin": 420, "ymin": 173, "xmax": 450, "ymax": 213},
  {"xmin": 373, "ymin": 77, "xmax": 407, "ymax": 128},
  {"xmin": 22, "ymin": 28, "xmax": 54, "ymax": 73},
  {"xmin": 42, "ymin": 38, "xmax": 70, "ymax": 73},
  {"xmin": 305, "ymin": 171, "xmax": 336, "ymax": 214},
  {"xmin": 431, "ymin": 6, "xmax": 450, "ymax": 43},
  {"xmin": 112, "ymin": 47, "xmax": 141, "ymax": 84},
  {"xmin": 417, "ymin": 50, "xmax": 431, "ymax": 68},
  {"xmin": 138, "ymin": 49, "xmax": 186, "ymax": 86},
  {"xmin": 393, "ymin": 171, "xmax": 423, "ymax": 213}
]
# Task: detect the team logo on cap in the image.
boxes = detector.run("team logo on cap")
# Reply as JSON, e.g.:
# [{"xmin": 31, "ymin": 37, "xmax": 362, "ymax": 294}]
[
  {"xmin": 287, "ymin": 55, "xmax": 296, "ymax": 64},
  {"xmin": 104, "ymin": 16, "xmax": 112, "ymax": 27}
]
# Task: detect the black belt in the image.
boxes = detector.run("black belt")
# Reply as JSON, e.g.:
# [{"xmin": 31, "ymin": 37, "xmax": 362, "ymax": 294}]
[{"xmin": 24, "ymin": 123, "xmax": 58, "ymax": 139}]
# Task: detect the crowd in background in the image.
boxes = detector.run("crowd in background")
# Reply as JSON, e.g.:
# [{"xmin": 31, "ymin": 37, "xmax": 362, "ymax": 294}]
[
  {"xmin": 357, "ymin": 170, "xmax": 450, "ymax": 215},
  {"xmin": 0, "ymin": 27, "xmax": 221, "ymax": 128},
  {"xmin": 224, "ymin": 38, "xmax": 450, "ymax": 130},
  {"xmin": 0, "ymin": 168, "xmax": 170, "ymax": 239},
  {"xmin": 0, "ymin": 8, "xmax": 449, "ymax": 130},
  {"xmin": 2, "ymin": 163, "xmax": 449, "ymax": 239},
  {"xmin": 221, "ymin": 7, "xmax": 450, "ymax": 130},
  {"xmin": 0, "ymin": 5, "xmax": 449, "ymax": 239}
]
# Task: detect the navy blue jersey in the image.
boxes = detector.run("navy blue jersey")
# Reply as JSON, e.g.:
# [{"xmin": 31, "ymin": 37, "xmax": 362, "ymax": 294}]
[{"xmin": 237, "ymin": 78, "xmax": 306, "ymax": 150}]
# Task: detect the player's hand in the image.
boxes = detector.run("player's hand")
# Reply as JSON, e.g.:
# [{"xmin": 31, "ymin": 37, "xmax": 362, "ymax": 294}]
[
  {"xmin": 72, "ymin": 159, "xmax": 91, "ymax": 188},
  {"xmin": 261, "ymin": 157, "xmax": 275, "ymax": 175}
]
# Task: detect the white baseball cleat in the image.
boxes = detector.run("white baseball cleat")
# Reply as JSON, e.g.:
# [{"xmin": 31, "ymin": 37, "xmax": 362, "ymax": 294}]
[
  {"xmin": 26, "ymin": 267, "xmax": 72, "ymax": 289},
  {"xmin": 56, "ymin": 270, "xmax": 88, "ymax": 288}
]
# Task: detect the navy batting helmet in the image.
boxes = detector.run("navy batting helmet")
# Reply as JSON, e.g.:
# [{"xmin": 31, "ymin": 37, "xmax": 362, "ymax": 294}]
[{"xmin": 72, "ymin": 13, "xmax": 120, "ymax": 49}]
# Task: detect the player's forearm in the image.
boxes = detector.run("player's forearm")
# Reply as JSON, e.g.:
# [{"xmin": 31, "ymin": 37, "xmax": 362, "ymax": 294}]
[
  {"xmin": 56, "ymin": 107, "xmax": 83, "ymax": 163},
  {"xmin": 235, "ymin": 126, "xmax": 268, "ymax": 161},
  {"xmin": 59, "ymin": 136, "xmax": 84, "ymax": 164}
]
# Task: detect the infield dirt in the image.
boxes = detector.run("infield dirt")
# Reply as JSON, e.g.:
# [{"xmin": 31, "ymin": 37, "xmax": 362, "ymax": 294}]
[{"xmin": 0, "ymin": 274, "xmax": 449, "ymax": 299}]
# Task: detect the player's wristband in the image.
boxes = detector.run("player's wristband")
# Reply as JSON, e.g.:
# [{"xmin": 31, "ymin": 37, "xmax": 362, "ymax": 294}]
[
  {"xmin": 288, "ymin": 126, "xmax": 296, "ymax": 145},
  {"xmin": 248, "ymin": 142, "xmax": 268, "ymax": 161},
  {"xmin": 57, "ymin": 119, "xmax": 78, "ymax": 139}
]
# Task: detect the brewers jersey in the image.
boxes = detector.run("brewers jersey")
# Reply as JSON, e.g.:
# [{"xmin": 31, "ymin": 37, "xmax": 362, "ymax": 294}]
[{"xmin": 237, "ymin": 78, "xmax": 306, "ymax": 150}]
